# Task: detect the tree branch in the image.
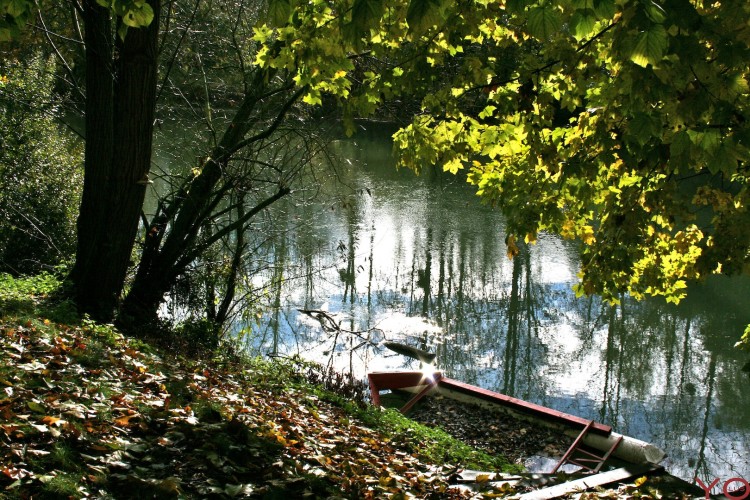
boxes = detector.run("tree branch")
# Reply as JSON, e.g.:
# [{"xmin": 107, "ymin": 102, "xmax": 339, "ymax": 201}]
[
  {"xmin": 215, "ymin": 85, "xmax": 307, "ymax": 163},
  {"xmin": 175, "ymin": 186, "xmax": 292, "ymax": 271}
]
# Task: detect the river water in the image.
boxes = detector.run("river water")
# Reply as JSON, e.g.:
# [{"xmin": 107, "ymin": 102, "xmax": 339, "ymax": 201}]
[{"xmin": 156, "ymin": 122, "xmax": 750, "ymax": 486}]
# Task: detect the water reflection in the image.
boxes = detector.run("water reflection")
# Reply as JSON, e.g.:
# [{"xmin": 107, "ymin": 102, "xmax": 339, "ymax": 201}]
[{"xmin": 241, "ymin": 128, "xmax": 750, "ymax": 484}]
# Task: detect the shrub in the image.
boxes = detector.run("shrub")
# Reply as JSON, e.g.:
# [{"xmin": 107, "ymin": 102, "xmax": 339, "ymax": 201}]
[{"xmin": 0, "ymin": 54, "xmax": 83, "ymax": 274}]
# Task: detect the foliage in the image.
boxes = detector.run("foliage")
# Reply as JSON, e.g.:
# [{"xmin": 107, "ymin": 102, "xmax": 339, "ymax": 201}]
[
  {"xmin": 1, "ymin": 0, "xmax": 155, "ymax": 41},
  {"xmin": 0, "ymin": 272, "xmax": 61, "ymax": 302},
  {"xmin": 737, "ymin": 324, "xmax": 750, "ymax": 352},
  {"xmin": 0, "ymin": 270, "xmax": 79, "ymax": 327},
  {"xmin": 0, "ymin": 0, "xmax": 33, "ymax": 41},
  {"xmin": 253, "ymin": 0, "xmax": 750, "ymax": 310},
  {"xmin": 96, "ymin": 0, "xmax": 155, "ymax": 30},
  {"xmin": 173, "ymin": 316, "xmax": 221, "ymax": 350},
  {"xmin": 304, "ymin": 362, "xmax": 372, "ymax": 403},
  {"xmin": 0, "ymin": 55, "xmax": 83, "ymax": 275}
]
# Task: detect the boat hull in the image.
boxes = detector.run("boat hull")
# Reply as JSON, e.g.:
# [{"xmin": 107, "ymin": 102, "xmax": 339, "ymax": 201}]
[{"xmin": 368, "ymin": 371, "xmax": 666, "ymax": 466}]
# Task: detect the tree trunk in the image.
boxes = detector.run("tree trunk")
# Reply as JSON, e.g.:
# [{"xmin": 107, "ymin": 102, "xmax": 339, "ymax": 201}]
[
  {"xmin": 69, "ymin": 0, "xmax": 114, "ymax": 319},
  {"xmin": 70, "ymin": 0, "xmax": 160, "ymax": 322},
  {"xmin": 119, "ymin": 74, "xmax": 301, "ymax": 329}
]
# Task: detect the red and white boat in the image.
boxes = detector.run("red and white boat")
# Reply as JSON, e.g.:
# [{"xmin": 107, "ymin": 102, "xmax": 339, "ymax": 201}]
[{"xmin": 367, "ymin": 370, "xmax": 667, "ymax": 470}]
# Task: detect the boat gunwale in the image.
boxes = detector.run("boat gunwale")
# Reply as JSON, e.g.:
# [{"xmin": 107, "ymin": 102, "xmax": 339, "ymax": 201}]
[{"xmin": 367, "ymin": 371, "xmax": 612, "ymax": 436}]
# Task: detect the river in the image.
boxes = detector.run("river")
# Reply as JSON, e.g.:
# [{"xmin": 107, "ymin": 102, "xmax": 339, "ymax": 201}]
[{"xmin": 155, "ymin": 121, "xmax": 750, "ymax": 487}]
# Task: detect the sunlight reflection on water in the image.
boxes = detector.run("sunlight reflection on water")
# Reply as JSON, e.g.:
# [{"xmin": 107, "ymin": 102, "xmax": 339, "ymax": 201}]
[{"xmin": 239, "ymin": 132, "xmax": 750, "ymax": 483}]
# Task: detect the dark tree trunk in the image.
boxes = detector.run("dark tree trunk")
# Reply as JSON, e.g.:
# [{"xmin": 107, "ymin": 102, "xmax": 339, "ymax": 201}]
[
  {"xmin": 214, "ymin": 197, "xmax": 246, "ymax": 329},
  {"xmin": 70, "ymin": 0, "xmax": 160, "ymax": 322},
  {"xmin": 119, "ymin": 78, "xmax": 299, "ymax": 327},
  {"xmin": 69, "ymin": 0, "xmax": 114, "ymax": 319}
]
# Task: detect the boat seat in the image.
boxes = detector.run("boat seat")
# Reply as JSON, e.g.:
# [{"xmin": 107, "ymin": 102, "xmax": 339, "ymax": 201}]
[{"xmin": 551, "ymin": 420, "xmax": 623, "ymax": 474}]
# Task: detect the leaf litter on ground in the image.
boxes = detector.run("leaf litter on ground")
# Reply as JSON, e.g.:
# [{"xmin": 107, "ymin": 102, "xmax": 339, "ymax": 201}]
[{"xmin": 1, "ymin": 317, "xmax": 523, "ymax": 499}]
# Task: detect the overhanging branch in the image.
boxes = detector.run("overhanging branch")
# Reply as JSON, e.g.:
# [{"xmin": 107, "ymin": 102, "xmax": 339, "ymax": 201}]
[
  {"xmin": 215, "ymin": 85, "xmax": 308, "ymax": 163},
  {"xmin": 175, "ymin": 186, "xmax": 292, "ymax": 271}
]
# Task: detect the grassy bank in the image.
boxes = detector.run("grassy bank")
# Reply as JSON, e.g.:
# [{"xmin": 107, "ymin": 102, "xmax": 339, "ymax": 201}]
[{"xmin": 0, "ymin": 273, "xmax": 519, "ymax": 499}]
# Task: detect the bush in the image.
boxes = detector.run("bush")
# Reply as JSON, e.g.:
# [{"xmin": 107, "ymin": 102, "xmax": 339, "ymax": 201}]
[{"xmin": 0, "ymin": 55, "xmax": 83, "ymax": 274}]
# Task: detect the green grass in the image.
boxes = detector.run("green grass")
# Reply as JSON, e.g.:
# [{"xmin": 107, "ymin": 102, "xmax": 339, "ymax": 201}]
[
  {"xmin": 302, "ymin": 381, "xmax": 520, "ymax": 473},
  {"xmin": 40, "ymin": 473, "xmax": 81, "ymax": 499},
  {"xmin": 356, "ymin": 406, "xmax": 520, "ymax": 472}
]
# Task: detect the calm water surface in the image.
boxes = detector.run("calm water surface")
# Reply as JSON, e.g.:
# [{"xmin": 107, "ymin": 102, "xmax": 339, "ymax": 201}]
[{"xmin": 156, "ymin": 122, "xmax": 750, "ymax": 485}]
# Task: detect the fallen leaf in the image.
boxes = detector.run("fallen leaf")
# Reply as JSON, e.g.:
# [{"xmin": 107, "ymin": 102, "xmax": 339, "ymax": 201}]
[
  {"xmin": 156, "ymin": 477, "xmax": 182, "ymax": 495},
  {"xmin": 114, "ymin": 414, "xmax": 138, "ymax": 426},
  {"xmin": 1, "ymin": 466, "xmax": 31, "ymax": 480},
  {"xmin": 41, "ymin": 416, "xmax": 66, "ymax": 426},
  {"xmin": 27, "ymin": 401, "xmax": 46, "ymax": 413}
]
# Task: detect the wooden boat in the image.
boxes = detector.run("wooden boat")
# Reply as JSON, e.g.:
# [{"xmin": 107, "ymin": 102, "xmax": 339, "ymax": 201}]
[{"xmin": 367, "ymin": 370, "xmax": 667, "ymax": 468}]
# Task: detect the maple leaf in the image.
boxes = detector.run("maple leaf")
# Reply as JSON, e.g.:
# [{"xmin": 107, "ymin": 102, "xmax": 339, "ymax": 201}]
[
  {"xmin": 114, "ymin": 414, "xmax": 139, "ymax": 426},
  {"xmin": 41, "ymin": 415, "xmax": 66, "ymax": 426}
]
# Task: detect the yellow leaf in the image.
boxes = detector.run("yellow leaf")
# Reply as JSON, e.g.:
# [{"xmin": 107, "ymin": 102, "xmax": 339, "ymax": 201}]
[
  {"xmin": 506, "ymin": 235, "xmax": 519, "ymax": 259},
  {"xmin": 114, "ymin": 414, "xmax": 138, "ymax": 426},
  {"xmin": 41, "ymin": 416, "xmax": 66, "ymax": 427},
  {"xmin": 443, "ymin": 157, "xmax": 463, "ymax": 174},
  {"xmin": 581, "ymin": 225, "xmax": 596, "ymax": 245},
  {"xmin": 634, "ymin": 475, "xmax": 648, "ymax": 487}
]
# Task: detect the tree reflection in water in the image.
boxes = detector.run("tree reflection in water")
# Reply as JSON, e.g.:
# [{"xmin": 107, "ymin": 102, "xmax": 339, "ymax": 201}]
[{"xmin": 240, "ymin": 130, "xmax": 750, "ymax": 484}]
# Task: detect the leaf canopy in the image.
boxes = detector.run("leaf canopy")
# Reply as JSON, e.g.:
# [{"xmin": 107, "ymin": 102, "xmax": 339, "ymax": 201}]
[{"xmin": 252, "ymin": 0, "xmax": 750, "ymax": 306}]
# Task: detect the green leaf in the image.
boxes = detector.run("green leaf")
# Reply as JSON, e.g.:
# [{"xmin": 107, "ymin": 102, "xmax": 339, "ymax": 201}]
[
  {"xmin": 5, "ymin": 0, "xmax": 28, "ymax": 18},
  {"xmin": 719, "ymin": 72, "xmax": 750, "ymax": 101},
  {"xmin": 406, "ymin": 0, "xmax": 444, "ymax": 34},
  {"xmin": 0, "ymin": 25, "xmax": 12, "ymax": 43},
  {"xmin": 527, "ymin": 4, "xmax": 562, "ymax": 40},
  {"xmin": 505, "ymin": 0, "xmax": 527, "ymax": 14},
  {"xmin": 303, "ymin": 89, "xmax": 322, "ymax": 106},
  {"xmin": 267, "ymin": 0, "xmax": 291, "ymax": 27},
  {"xmin": 122, "ymin": 2, "xmax": 154, "ymax": 27},
  {"xmin": 711, "ymin": 141, "xmax": 740, "ymax": 175},
  {"xmin": 630, "ymin": 24, "xmax": 667, "ymax": 67},
  {"xmin": 689, "ymin": 129, "xmax": 720, "ymax": 153},
  {"xmin": 27, "ymin": 401, "xmax": 46, "ymax": 413},
  {"xmin": 670, "ymin": 130, "xmax": 691, "ymax": 158},
  {"xmin": 117, "ymin": 22, "xmax": 129, "ymax": 41},
  {"xmin": 571, "ymin": 9, "xmax": 597, "ymax": 41},
  {"xmin": 628, "ymin": 113, "xmax": 660, "ymax": 145},
  {"xmin": 644, "ymin": 1, "xmax": 666, "ymax": 23},
  {"xmin": 351, "ymin": 0, "xmax": 385, "ymax": 34},
  {"xmin": 593, "ymin": 0, "xmax": 616, "ymax": 19}
]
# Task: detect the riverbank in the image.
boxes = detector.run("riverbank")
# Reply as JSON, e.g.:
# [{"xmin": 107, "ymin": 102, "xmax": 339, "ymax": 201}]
[
  {"xmin": 0, "ymin": 275, "xmax": 519, "ymax": 498},
  {"xmin": 0, "ymin": 274, "xmax": 704, "ymax": 498}
]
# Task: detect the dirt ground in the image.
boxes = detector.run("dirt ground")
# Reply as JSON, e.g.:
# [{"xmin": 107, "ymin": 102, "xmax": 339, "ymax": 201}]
[{"xmin": 407, "ymin": 395, "xmax": 575, "ymax": 470}]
